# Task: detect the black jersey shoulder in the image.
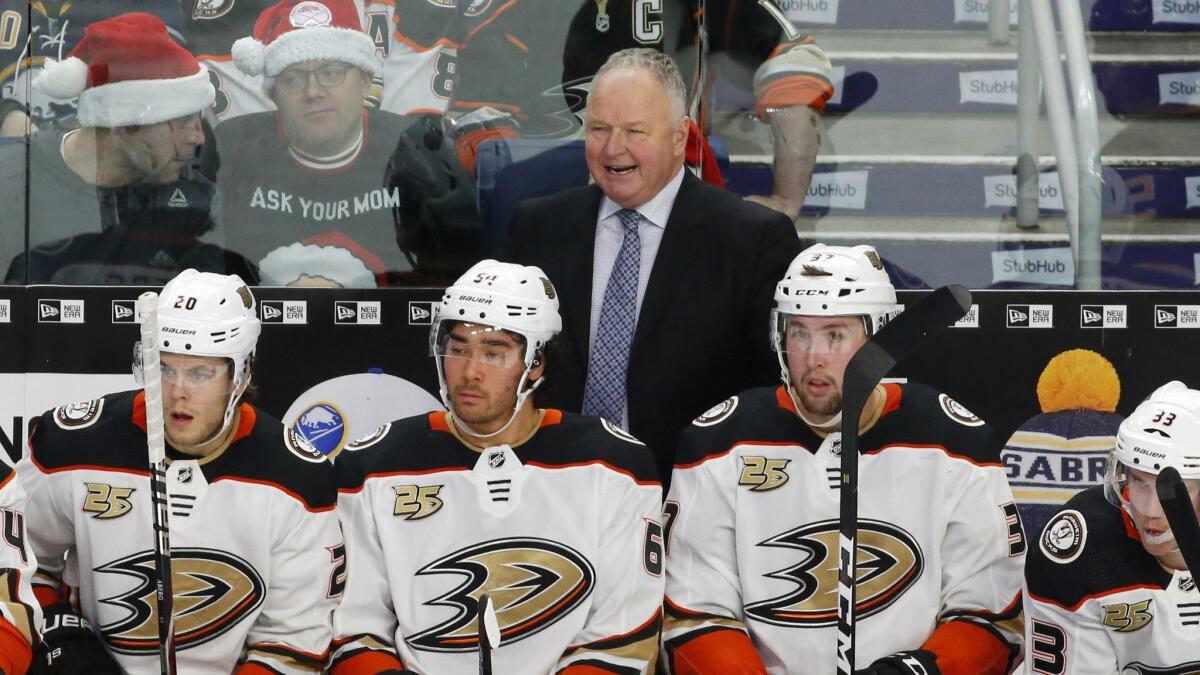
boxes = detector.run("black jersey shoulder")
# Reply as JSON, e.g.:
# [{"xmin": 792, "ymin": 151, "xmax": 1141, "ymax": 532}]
[
  {"xmin": 674, "ymin": 387, "xmax": 818, "ymax": 468},
  {"xmin": 202, "ymin": 406, "xmax": 336, "ymax": 511},
  {"xmin": 1025, "ymin": 486, "xmax": 1170, "ymax": 609},
  {"xmin": 28, "ymin": 391, "xmax": 151, "ymax": 475},
  {"xmin": 867, "ymin": 383, "xmax": 1004, "ymax": 466},
  {"xmin": 519, "ymin": 410, "xmax": 659, "ymax": 486},
  {"xmin": 336, "ymin": 412, "xmax": 478, "ymax": 487}
]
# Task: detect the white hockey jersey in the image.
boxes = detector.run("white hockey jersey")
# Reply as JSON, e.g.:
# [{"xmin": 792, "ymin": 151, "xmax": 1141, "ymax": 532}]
[
  {"xmin": 331, "ymin": 409, "xmax": 664, "ymax": 674},
  {"xmin": 17, "ymin": 391, "xmax": 342, "ymax": 674},
  {"xmin": 663, "ymin": 384, "xmax": 1025, "ymax": 675},
  {"xmin": 0, "ymin": 461, "xmax": 42, "ymax": 672},
  {"xmin": 1025, "ymin": 486, "xmax": 1200, "ymax": 674}
]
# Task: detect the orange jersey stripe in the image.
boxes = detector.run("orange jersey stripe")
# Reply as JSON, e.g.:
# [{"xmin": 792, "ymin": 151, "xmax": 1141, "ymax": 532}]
[{"xmin": 670, "ymin": 628, "xmax": 765, "ymax": 675}]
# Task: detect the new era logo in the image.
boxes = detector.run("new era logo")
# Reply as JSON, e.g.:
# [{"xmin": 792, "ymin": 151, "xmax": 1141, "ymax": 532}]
[
  {"xmin": 1153, "ymin": 305, "xmax": 1200, "ymax": 328},
  {"xmin": 335, "ymin": 301, "xmax": 381, "ymax": 325},
  {"xmin": 409, "ymin": 301, "xmax": 434, "ymax": 325},
  {"xmin": 37, "ymin": 299, "xmax": 84, "ymax": 323},
  {"xmin": 260, "ymin": 300, "xmax": 307, "ymax": 324},
  {"xmin": 0, "ymin": 299, "xmax": 9, "ymax": 323},
  {"xmin": 1007, "ymin": 307, "xmax": 1028, "ymax": 327},
  {"xmin": 952, "ymin": 304, "xmax": 980, "ymax": 328},
  {"xmin": 111, "ymin": 300, "xmax": 136, "ymax": 323},
  {"xmin": 1006, "ymin": 304, "xmax": 1052, "ymax": 328},
  {"xmin": 1080, "ymin": 305, "xmax": 1126, "ymax": 329}
]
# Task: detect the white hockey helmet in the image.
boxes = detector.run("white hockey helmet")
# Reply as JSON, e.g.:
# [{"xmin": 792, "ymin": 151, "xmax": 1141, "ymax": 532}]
[
  {"xmin": 1105, "ymin": 380, "xmax": 1200, "ymax": 509},
  {"xmin": 430, "ymin": 259, "xmax": 562, "ymax": 438},
  {"xmin": 772, "ymin": 243, "xmax": 901, "ymax": 334},
  {"xmin": 135, "ymin": 269, "xmax": 262, "ymax": 432}
]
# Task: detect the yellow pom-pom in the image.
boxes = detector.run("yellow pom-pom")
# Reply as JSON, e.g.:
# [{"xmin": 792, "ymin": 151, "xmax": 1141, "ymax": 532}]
[{"xmin": 1036, "ymin": 349, "xmax": 1120, "ymax": 413}]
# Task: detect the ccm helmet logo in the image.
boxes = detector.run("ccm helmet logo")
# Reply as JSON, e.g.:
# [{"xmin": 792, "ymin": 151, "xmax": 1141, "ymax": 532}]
[{"xmin": 795, "ymin": 290, "xmax": 831, "ymax": 296}]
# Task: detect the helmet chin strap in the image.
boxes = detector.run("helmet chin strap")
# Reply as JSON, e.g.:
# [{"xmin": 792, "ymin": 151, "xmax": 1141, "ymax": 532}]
[
  {"xmin": 785, "ymin": 383, "xmax": 843, "ymax": 432},
  {"xmin": 446, "ymin": 369, "xmax": 545, "ymax": 442}
]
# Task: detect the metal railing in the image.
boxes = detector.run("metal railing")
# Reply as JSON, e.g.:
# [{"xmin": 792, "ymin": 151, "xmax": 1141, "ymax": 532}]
[{"xmin": 1016, "ymin": 0, "xmax": 1103, "ymax": 288}]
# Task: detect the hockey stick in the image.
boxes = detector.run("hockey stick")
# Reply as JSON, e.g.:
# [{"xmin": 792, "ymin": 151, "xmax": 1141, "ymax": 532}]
[
  {"xmin": 836, "ymin": 285, "xmax": 972, "ymax": 675},
  {"xmin": 1155, "ymin": 466, "xmax": 1200, "ymax": 581},
  {"xmin": 137, "ymin": 292, "xmax": 177, "ymax": 675},
  {"xmin": 478, "ymin": 592, "xmax": 500, "ymax": 675}
]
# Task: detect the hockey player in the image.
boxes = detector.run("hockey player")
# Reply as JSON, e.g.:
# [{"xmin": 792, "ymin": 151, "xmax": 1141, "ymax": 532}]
[
  {"xmin": 331, "ymin": 259, "xmax": 664, "ymax": 673},
  {"xmin": 1024, "ymin": 380, "xmax": 1200, "ymax": 673},
  {"xmin": 661, "ymin": 244, "xmax": 1025, "ymax": 674},
  {"xmin": 0, "ymin": 461, "xmax": 42, "ymax": 675},
  {"xmin": 16, "ymin": 269, "xmax": 342, "ymax": 673}
]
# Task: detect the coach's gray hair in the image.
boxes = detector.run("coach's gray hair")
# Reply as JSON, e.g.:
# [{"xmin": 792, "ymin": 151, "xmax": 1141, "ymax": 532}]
[{"xmin": 592, "ymin": 48, "xmax": 688, "ymax": 122}]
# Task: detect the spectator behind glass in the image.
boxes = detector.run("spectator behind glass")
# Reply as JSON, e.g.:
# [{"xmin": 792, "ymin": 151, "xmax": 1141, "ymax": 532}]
[
  {"xmin": 209, "ymin": 0, "xmax": 470, "ymax": 287},
  {"xmin": 183, "ymin": 0, "xmax": 463, "ymax": 124},
  {"xmin": 0, "ymin": 12, "xmax": 257, "ymax": 285},
  {"xmin": 0, "ymin": 0, "xmax": 187, "ymax": 132}
]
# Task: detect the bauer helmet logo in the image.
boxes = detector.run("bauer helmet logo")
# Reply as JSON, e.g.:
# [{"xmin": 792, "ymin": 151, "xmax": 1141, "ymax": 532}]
[
  {"xmin": 540, "ymin": 277, "xmax": 557, "ymax": 300},
  {"xmin": 864, "ymin": 250, "xmax": 883, "ymax": 270},
  {"xmin": 237, "ymin": 286, "xmax": 253, "ymax": 310}
]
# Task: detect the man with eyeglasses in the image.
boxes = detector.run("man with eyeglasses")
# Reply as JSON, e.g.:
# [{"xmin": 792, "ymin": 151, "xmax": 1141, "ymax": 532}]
[
  {"xmin": 210, "ymin": 0, "xmax": 449, "ymax": 286},
  {"xmin": 331, "ymin": 259, "xmax": 663, "ymax": 673},
  {"xmin": 0, "ymin": 12, "xmax": 257, "ymax": 285},
  {"xmin": 17, "ymin": 268, "xmax": 343, "ymax": 673}
]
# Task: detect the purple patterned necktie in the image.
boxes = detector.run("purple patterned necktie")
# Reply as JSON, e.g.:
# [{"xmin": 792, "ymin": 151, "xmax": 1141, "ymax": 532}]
[{"xmin": 582, "ymin": 209, "xmax": 641, "ymax": 425}]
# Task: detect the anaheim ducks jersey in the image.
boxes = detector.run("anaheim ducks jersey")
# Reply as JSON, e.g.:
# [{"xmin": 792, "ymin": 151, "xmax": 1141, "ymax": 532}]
[
  {"xmin": 332, "ymin": 409, "xmax": 664, "ymax": 674},
  {"xmin": 16, "ymin": 390, "xmax": 342, "ymax": 674},
  {"xmin": 663, "ymin": 384, "xmax": 1026, "ymax": 674},
  {"xmin": 183, "ymin": 0, "xmax": 459, "ymax": 121},
  {"xmin": 0, "ymin": 462, "xmax": 42, "ymax": 668},
  {"xmin": 1025, "ymin": 486, "xmax": 1200, "ymax": 674}
]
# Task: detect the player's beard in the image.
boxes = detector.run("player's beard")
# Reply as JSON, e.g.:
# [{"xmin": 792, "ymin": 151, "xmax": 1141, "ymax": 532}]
[
  {"xmin": 799, "ymin": 387, "xmax": 842, "ymax": 418},
  {"xmin": 451, "ymin": 383, "xmax": 518, "ymax": 434}
]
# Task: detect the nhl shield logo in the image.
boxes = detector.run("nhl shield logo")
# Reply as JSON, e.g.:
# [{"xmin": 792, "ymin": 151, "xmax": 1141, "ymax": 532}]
[{"xmin": 488, "ymin": 451, "xmax": 505, "ymax": 469}]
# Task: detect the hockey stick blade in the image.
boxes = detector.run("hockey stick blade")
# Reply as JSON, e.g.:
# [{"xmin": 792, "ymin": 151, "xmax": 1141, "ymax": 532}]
[
  {"xmin": 478, "ymin": 592, "xmax": 500, "ymax": 675},
  {"xmin": 836, "ymin": 284, "xmax": 972, "ymax": 674},
  {"xmin": 1155, "ymin": 466, "xmax": 1200, "ymax": 581}
]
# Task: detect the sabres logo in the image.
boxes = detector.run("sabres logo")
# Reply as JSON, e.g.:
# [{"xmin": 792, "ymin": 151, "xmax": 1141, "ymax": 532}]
[
  {"xmin": 96, "ymin": 548, "xmax": 265, "ymax": 654},
  {"xmin": 407, "ymin": 538, "xmax": 595, "ymax": 652},
  {"xmin": 745, "ymin": 519, "xmax": 923, "ymax": 627}
]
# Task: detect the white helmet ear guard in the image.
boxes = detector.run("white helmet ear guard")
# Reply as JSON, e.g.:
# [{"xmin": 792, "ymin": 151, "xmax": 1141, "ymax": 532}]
[
  {"xmin": 1105, "ymin": 380, "xmax": 1200, "ymax": 509},
  {"xmin": 431, "ymin": 259, "xmax": 562, "ymax": 440},
  {"xmin": 133, "ymin": 269, "xmax": 262, "ymax": 439}
]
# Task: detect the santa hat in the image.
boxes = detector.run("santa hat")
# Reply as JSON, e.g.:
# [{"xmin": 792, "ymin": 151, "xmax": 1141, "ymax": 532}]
[
  {"xmin": 32, "ymin": 12, "xmax": 214, "ymax": 128},
  {"xmin": 231, "ymin": 0, "xmax": 379, "ymax": 80},
  {"xmin": 258, "ymin": 242, "xmax": 378, "ymax": 288}
]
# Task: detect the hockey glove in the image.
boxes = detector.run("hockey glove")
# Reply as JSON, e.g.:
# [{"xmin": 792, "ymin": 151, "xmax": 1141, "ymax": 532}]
[
  {"xmin": 445, "ymin": 106, "xmax": 520, "ymax": 176},
  {"xmin": 753, "ymin": 36, "xmax": 835, "ymax": 122},
  {"xmin": 30, "ymin": 605, "xmax": 122, "ymax": 675},
  {"xmin": 856, "ymin": 649, "xmax": 941, "ymax": 675}
]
